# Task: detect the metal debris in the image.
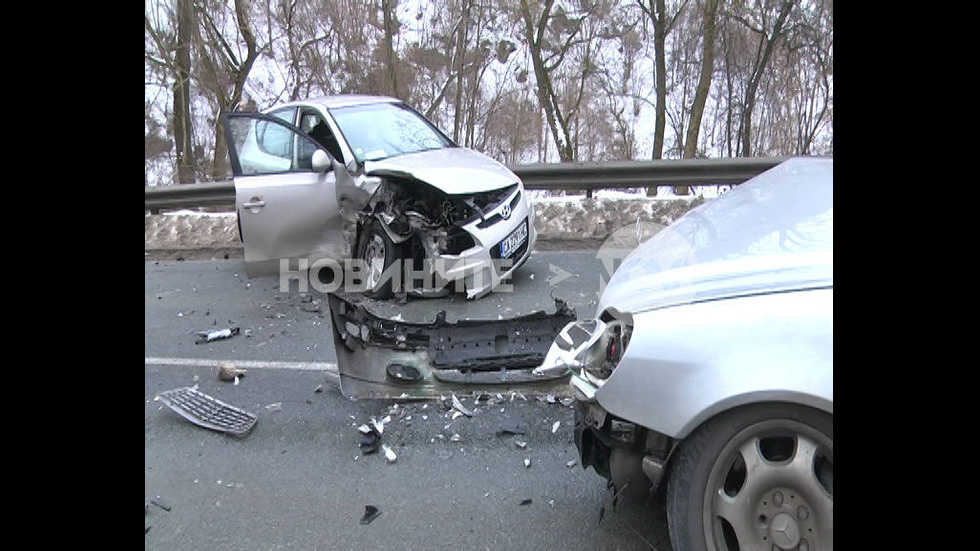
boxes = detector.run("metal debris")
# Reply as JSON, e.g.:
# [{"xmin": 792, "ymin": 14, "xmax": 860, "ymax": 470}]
[
  {"xmin": 195, "ymin": 327, "xmax": 240, "ymax": 344},
  {"xmin": 217, "ymin": 361, "xmax": 246, "ymax": 382},
  {"xmin": 360, "ymin": 505, "xmax": 382, "ymax": 525}
]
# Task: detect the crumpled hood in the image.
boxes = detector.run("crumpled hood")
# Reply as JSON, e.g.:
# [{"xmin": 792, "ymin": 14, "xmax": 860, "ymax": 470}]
[
  {"xmin": 597, "ymin": 157, "xmax": 834, "ymax": 315},
  {"xmin": 364, "ymin": 147, "xmax": 518, "ymax": 195}
]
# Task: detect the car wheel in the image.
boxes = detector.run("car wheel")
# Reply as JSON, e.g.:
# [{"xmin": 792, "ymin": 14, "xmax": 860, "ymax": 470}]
[
  {"xmin": 667, "ymin": 404, "xmax": 833, "ymax": 551},
  {"xmin": 357, "ymin": 221, "xmax": 398, "ymax": 300}
]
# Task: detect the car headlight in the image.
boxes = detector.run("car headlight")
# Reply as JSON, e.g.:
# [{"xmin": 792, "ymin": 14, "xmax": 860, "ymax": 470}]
[{"xmin": 533, "ymin": 317, "xmax": 632, "ymax": 382}]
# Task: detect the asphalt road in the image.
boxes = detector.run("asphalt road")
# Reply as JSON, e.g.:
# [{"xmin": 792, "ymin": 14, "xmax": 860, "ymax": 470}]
[{"xmin": 144, "ymin": 248, "xmax": 672, "ymax": 550}]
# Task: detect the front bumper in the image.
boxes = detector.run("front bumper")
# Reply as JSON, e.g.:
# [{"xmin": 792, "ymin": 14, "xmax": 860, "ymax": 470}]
[{"xmin": 326, "ymin": 292, "xmax": 575, "ymax": 399}]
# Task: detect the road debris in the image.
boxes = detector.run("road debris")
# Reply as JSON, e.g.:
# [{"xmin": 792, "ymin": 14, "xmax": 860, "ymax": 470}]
[
  {"xmin": 450, "ymin": 433, "xmax": 461, "ymax": 442},
  {"xmin": 314, "ymin": 384, "xmax": 323, "ymax": 393},
  {"xmin": 514, "ymin": 441, "xmax": 527, "ymax": 449},
  {"xmin": 195, "ymin": 327, "xmax": 240, "ymax": 344},
  {"xmin": 265, "ymin": 402, "xmax": 283, "ymax": 412},
  {"xmin": 566, "ymin": 459, "xmax": 578, "ymax": 468},
  {"xmin": 382, "ymin": 445, "xmax": 397, "ymax": 463},
  {"xmin": 156, "ymin": 387, "xmax": 257, "ymax": 436},
  {"xmin": 524, "ymin": 457, "xmax": 531, "ymax": 468},
  {"xmin": 150, "ymin": 496, "xmax": 171, "ymax": 512},
  {"xmin": 519, "ymin": 499, "xmax": 533, "ymax": 506},
  {"xmin": 216, "ymin": 361, "xmax": 246, "ymax": 382},
  {"xmin": 499, "ymin": 418, "xmax": 528, "ymax": 435},
  {"xmin": 552, "ymin": 421, "xmax": 561, "ymax": 434},
  {"xmin": 451, "ymin": 394, "xmax": 474, "ymax": 417},
  {"xmin": 360, "ymin": 505, "xmax": 382, "ymax": 525},
  {"xmin": 559, "ymin": 397, "xmax": 575, "ymax": 407}
]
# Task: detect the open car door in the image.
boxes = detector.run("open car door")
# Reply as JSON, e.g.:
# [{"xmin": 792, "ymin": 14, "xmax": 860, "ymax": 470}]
[{"xmin": 222, "ymin": 113, "xmax": 346, "ymax": 276}]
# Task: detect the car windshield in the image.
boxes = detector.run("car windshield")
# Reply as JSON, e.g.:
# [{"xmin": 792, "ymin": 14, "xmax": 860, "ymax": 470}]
[{"xmin": 330, "ymin": 102, "xmax": 453, "ymax": 162}]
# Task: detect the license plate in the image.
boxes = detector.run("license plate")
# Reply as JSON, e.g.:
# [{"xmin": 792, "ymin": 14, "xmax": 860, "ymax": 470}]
[{"xmin": 499, "ymin": 220, "xmax": 528, "ymax": 259}]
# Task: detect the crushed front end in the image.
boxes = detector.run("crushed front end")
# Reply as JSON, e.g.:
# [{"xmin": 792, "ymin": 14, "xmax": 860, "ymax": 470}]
[
  {"xmin": 327, "ymin": 292, "xmax": 575, "ymax": 399},
  {"xmin": 533, "ymin": 313, "xmax": 675, "ymax": 503}
]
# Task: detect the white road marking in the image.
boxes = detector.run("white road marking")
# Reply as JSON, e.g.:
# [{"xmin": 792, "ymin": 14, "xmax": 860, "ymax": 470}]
[{"xmin": 145, "ymin": 357, "xmax": 338, "ymax": 374}]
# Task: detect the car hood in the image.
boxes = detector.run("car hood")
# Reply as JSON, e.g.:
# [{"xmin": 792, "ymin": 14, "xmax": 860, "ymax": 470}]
[
  {"xmin": 364, "ymin": 147, "xmax": 518, "ymax": 195},
  {"xmin": 597, "ymin": 157, "xmax": 833, "ymax": 315}
]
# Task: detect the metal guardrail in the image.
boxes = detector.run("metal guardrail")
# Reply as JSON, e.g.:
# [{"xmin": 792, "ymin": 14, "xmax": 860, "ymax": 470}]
[{"xmin": 145, "ymin": 157, "xmax": 789, "ymax": 212}]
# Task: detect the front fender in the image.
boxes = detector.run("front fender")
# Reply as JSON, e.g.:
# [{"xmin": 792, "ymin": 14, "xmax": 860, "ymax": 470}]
[{"xmin": 593, "ymin": 287, "xmax": 833, "ymax": 439}]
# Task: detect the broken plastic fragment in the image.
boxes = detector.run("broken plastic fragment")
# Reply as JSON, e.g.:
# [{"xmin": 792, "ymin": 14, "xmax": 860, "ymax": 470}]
[
  {"xmin": 515, "ymin": 441, "xmax": 527, "ymax": 449},
  {"xmin": 450, "ymin": 433, "xmax": 461, "ymax": 442},
  {"xmin": 451, "ymin": 411, "xmax": 463, "ymax": 420},
  {"xmin": 452, "ymin": 394, "xmax": 474, "ymax": 417},
  {"xmin": 195, "ymin": 327, "xmax": 240, "ymax": 345},
  {"xmin": 566, "ymin": 459, "xmax": 578, "ymax": 468},
  {"xmin": 524, "ymin": 457, "xmax": 531, "ymax": 468},
  {"xmin": 265, "ymin": 402, "xmax": 283, "ymax": 412},
  {"xmin": 552, "ymin": 421, "xmax": 561, "ymax": 433},
  {"xmin": 560, "ymin": 397, "xmax": 574, "ymax": 407},
  {"xmin": 382, "ymin": 445, "xmax": 397, "ymax": 463},
  {"xmin": 360, "ymin": 505, "xmax": 382, "ymax": 525},
  {"xmin": 150, "ymin": 497, "xmax": 171, "ymax": 512},
  {"xmin": 519, "ymin": 499, "xmax": 532, "ymax": 506},
  {"xmin": 499, "ymin": 418, "xmax": 528, "ymax": 435}
]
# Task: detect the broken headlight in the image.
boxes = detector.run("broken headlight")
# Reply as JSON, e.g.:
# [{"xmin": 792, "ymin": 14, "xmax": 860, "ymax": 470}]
[{"xmin": 533, "ymin": 316, "xmax": 632, "ymax": 382}]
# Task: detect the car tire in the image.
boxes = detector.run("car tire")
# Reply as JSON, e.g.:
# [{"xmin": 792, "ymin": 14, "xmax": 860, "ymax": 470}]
[
  {"xmin": 666, "ymin": 404, "xmax": 833, "ymax": 551},
  {"xmin": 356, "ymin": 221, "xmax": 398, "ymax": 300}
]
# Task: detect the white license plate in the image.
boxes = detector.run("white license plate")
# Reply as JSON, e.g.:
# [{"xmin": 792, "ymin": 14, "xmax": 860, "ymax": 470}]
[{"xmin": 499, "ymin": 220, "xmax": 528, "ymax": 259}]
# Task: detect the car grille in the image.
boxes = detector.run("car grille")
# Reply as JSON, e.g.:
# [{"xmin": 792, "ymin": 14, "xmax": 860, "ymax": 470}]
[{"xmin": 476, "ymin": 188, "xmax": 522, "ymax": 229}]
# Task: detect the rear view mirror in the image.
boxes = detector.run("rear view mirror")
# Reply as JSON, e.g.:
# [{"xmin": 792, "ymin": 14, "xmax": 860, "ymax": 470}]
[{"xmin": 312, "ymin": 149, "xmax": 332, "ymax": 173}]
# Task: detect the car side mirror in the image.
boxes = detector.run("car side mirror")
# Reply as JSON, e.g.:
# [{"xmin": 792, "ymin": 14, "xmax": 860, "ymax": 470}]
[{"xmin": 312, "ymin": 149, "xmax": 332, "ymax": 173}]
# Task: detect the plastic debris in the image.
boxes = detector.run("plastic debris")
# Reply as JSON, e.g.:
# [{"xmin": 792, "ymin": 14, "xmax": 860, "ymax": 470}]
[
  {"xmin": 519, "ymin": 499, "xmax": 533, "ymax": 506},
  {"xmin": 560, "ymin": 397, "xmax": 575, "ymax": 407},
  {"xmin": 150, "ymin": 497, "xmax": 171, "ymax": 512},
  {"xmin": 451, "ymin": 394, "xmax": 474, "ymax": 417},
  {"xmin": 360, "ymin": 505, "xmax": 382, "ymax": 525},
  {"xmin": 566, "ymin": 459, "xmax": 578, "ymax": 468},
  {"xmin": 450, "ymin": 433, "xmax": 461, "ymax": 442},
  {"xmin": 265, "ymin": 402, "xmax": 283, "ymax": 412},
  {"xmin": 515, "ymin": 441, "xmax": 527, "ymax": 449},
  {"xmin": 451, "ymin": 411, "xmax": 463, "ymax": 420},
  {"xmin": 499, "ymin": 418, "xmax": 528, "ymax": 435},
  {"xmin": 552, "ymin": 421, "xmax": 561, "ymax": 434},
  {"xmin": 315, "ymin": 384, "xmax": 323, "ymax": 393},
  {"xmin": 156, "ymin": 387, "xmax": 257, "ymax": 436},
  {"xmin": 195, "ymin": 327, "xmax": 240, "ymax": 345},
  {"xmin": 524, "ymin": 457, "xmax": 531, "ymax": 468},
  {"xmin": 217, "ymin": 362, "xmax": 246, "ymax": 382},
  {"xmin": 382, "ymin": 445, "xmax": 397, "ymax": 463}
]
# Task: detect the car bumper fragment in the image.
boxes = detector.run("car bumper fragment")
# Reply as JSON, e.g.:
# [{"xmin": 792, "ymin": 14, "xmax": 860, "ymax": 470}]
[{"xmin": 326, "ymin": 292, "xmax": 576, "ymax": 399}]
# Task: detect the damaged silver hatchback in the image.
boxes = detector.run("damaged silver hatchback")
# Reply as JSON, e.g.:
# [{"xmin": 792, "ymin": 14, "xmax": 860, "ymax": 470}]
[{"xmin": 222, "ymin": 95, "xmax": 535, "ymax": 299}]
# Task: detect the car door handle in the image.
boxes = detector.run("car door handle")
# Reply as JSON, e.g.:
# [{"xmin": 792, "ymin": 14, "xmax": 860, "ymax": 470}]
[{"xmin": 243, "ymin": 200, "xmax": 266, "ymax": 209}]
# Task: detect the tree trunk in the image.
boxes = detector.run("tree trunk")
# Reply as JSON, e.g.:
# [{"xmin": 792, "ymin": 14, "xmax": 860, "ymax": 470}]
[
  {"xmin": 173, "ymin": 0, "xmax": 195, "ymax": 184},
  {"xmin": 382, "ymin": 0, "xmax": 400, "ymax": 98},
  {"xmin": 738, "ymin": 0, "xmax": 794, "ymax": 157},
  {"xmin": 520, "ymin": 0, "xmax": 574, "ymax": 162},
  {"xmin": 677, "ymin": 0, "xmax": 719, "ymax": 195}
]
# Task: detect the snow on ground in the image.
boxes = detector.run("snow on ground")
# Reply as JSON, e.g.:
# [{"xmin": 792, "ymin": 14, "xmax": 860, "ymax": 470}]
[{"xmin": 145, "ymin": 195, "xmax": 706, "ymax": 251}]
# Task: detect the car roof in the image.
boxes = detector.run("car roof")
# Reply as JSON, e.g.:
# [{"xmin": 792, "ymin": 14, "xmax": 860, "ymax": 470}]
[{"xmin": 273, "ymin": 95, "xmax": 402, "ymax": 111}]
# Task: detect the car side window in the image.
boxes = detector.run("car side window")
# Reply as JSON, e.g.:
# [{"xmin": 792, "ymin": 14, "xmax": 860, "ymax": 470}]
[
  {"xmin": 225, "ymin": 114, "xmax": 321, "ymax": 176},
  {"xmin": 300, "ymin": 111, "xmax": 344, "ymax": 164}
]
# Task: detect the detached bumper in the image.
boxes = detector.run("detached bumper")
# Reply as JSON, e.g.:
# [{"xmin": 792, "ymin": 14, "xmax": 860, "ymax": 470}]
[{"xmin": 326, "ymin": 292, "xmax": 575, "ymax": 399}]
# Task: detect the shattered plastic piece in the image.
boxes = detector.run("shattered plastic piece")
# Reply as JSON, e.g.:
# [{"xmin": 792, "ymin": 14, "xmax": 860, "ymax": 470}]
[
  {"xmin": 265, "ymin": 402, "xmax": 283, "ymax": 412},
  {"xmin": 156, "ymin": 387, "xmax": 257, "ymax": 436},
  {"xmin": 315, "ymin": 384, "xmax": 324, "ymax": 393},
  {"xmin": 566, "ymin": 459, "xmax": 578, "ymax": 468},
  {"xmin": 499, "ymin": 418, "xmax": 528, "ymax": 435},
  {"xmin": 552, "ymin": 421, "xmax": 561, "ymax": 433},
  {"xmin": 524, "ymin": 457, "xmax": 531, "ymax": 468},
  {"xmin": 451, "ymin": 411, "xmax": 463, "ymax": 420},
  {"xmin": 382, "ymin": 445, "xmax": 397, "ymax": 463},
  {"xmin": 452, "ymin": 394, "xmax": 474, "ymax": 417},
  {"xmin": 371, "ymin": 417, "xmax": 386, "ymax": 435},
  {"xmin": 548, "ymin": 499, "xmax": 555, "ymax": 508},
  {"xmin": 515, "ymin": 441, "xmax": 527, "ymax": 449},
  {"xmin": 450, "ymin": 433, "xmax": 461, "ymax": 442},
  {"xmin": 560, "ymin": 397, "xmax": 575, "ymax": 407},
  {"xmin": 546, "ymin": 393, "xmax": 556, "ymax": 404},
  {"xmin": 150, "ymin": 497, "xmax": 171, "ymax": 512},
  {"xmin": 360, "ymin": 505, "xmax": 382, "ymax": 525},
  {"xmin": 357, "ymin": 424, "xmax": 373, "ymax": 434},
  {"xmin": 359, "ymin": 432, "xmax": 380, "ymax": 454},
  {"xmin": 520, "ymin": 499, "xmax": 533, "ymax": 506},
  {"xmin": 195, "ymin": 327, "xmax": 240, "ymax": 345},
  {"xmin": 217, "ymin": 361, "xmax": 246, "ymax": 382}
]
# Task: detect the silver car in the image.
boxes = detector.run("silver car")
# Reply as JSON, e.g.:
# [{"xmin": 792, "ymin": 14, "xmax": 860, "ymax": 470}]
[
  {"xmin": 221, "ymin": 95, "xmax": 535, "ymax": 299},
  {"xmin": 534, "ymin": 158, "xmax": 833, "ymax": 551}
]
